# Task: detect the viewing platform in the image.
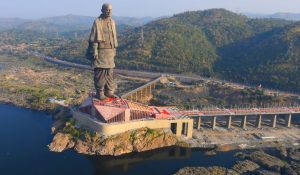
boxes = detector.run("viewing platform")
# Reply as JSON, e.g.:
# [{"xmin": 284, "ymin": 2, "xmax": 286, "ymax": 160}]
[
  {"xmin": 73, "ymin": 96, "xmax": 193, "ymax": 138},
  {"xmin": 73, "ymin": 94, "xmax": 300, "ymax": 139}
]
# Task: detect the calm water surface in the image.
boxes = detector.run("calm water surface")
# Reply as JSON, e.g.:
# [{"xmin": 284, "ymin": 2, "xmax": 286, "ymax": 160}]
[{"xmin": 0, "ymin": 104, "xmax": 240, "ymax": 175}]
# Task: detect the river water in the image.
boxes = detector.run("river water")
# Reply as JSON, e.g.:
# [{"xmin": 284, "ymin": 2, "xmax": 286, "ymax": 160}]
[{"xmin": 0, "ymin": 104, "xmax": 240, "ymax": 175}]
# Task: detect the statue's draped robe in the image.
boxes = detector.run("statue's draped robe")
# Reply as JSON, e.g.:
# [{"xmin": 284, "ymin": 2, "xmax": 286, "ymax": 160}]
[
  {"xmin": 88, "ymin": 16, "xmax": 118, "ymax": 94},
  {"xmin": 89, "ymin": 17, "xmax": 118, "ymax": 68}
]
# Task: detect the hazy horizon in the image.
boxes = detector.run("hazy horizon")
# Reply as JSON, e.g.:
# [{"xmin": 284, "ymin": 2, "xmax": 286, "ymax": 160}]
[
  {"xmin": 0, "ymin": 0, "xmax": 300, "ymax": 19},
  {"xmin": 3, "ymin": 11, "xmax": 300, "ymax": 21},
  {"xmin": 1, "ymin": 0, "xmax": 300, "ymax": 19}
]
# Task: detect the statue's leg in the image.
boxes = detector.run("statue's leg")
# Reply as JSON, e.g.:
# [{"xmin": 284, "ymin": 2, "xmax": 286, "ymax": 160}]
[
  {"xmin": 94, "ymin": 68, "xmax": 107, "ymax": 100},
  {"xmin": 104, "ymin": 68, "xmax": 117, "ymax": 98}
]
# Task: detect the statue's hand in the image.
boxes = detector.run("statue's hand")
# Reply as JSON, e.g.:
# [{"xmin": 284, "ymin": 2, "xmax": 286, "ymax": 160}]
[{"xmin": 93, "ymin": 53, "xmax": 98, "ymax": 60}]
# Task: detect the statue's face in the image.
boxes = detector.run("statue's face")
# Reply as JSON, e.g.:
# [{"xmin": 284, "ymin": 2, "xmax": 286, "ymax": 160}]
[{"xmin": 102, "ymin": 4, "xmax": 112, "ymax": 17}]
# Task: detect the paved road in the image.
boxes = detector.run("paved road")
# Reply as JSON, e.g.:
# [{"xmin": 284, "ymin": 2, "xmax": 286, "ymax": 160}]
[{"xmin": 0, "ymin": 64, "xmax": 4, "ymax": 70}]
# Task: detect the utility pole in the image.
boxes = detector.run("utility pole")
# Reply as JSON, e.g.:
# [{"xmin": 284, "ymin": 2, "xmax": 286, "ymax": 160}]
[
  {"xmin": 74, "ymin": 32, "xmax": 78, "ymax": 40},
  {"xmin": 140, "ymin": 27, "xmax": 144, "ymax": 47}
]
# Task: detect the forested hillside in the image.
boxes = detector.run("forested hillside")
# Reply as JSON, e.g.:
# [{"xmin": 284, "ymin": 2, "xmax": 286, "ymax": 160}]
[
  {"xmin": 116, "ymin": 9, "xmax": 300, "ymax": 92},
  {"xmin": 216, "ymin": 22, "xmax": 300, "ymax": 92},
  {"xmin": 117, "ymin": 19, "xmax": 218, "ymax": 76},
  {"xmin": 117, "ymin": 9, "xmax": 292, "ymax": 74}
]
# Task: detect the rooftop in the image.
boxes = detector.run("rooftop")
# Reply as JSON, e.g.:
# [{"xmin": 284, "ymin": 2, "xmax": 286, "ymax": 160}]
[{"xmin": 79, "ymin": 96, "xmax": 181, "ymax": 123}]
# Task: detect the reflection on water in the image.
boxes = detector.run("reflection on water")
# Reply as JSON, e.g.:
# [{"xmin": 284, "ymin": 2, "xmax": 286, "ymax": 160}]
[
  {"xmin": 0, "ymin": 104, "xmax": 240, "ymax": 175},
  {"xmin": 88, "ymin": 147, "xmax": 192, "ymax": 174},
  {"xmin": 88, "ymin": 147, "xmax": 240, "ymax": 175}
]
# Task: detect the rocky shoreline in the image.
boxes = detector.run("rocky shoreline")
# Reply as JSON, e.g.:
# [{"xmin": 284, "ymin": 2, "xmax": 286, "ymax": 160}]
[
  {"xmin": 48, "ymin": 108, "xmax": 181, "ymax": 156},
  {"xmin": 0, "ymin": 100, "xmax": 59, "ymax": 114},
  {"xmin": 49, "ymin": 127, "xmax": 179, "ymax": 156},
  {"xmin": 175, "ymin": 147, "xmax": 300, "ymax": 175}
]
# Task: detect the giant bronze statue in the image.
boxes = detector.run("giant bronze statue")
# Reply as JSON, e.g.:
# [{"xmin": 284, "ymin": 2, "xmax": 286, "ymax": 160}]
[{"xmin": 87, "ymin": 3, "xmax": 118, "ymax": 100}]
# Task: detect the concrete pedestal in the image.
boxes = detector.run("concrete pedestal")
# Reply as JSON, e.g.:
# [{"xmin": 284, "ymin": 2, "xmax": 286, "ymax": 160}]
[
  {"xmin": 241, "ymin": 115, "xmax": 247, "ymax": 129},
  {"xmin": 286, "ymin": 114, "xmax": 292, "ymax": 128},
  {"xmin": 211, "ymin": 116, "xmax": 217, "ymax": 130},
  {"xmin": 271, "ymin": 115, "xmax": 277, "ymax": 128},
  {"xmin": 197, "ymin": 117, "xmax": 201, "ymax": 130},
  {"xmin": 227, "ymin": 116, "xmax": 232, "ymax": 129}
]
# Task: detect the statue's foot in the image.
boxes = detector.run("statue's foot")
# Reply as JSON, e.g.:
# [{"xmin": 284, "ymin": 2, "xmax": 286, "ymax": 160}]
[
  {"xmin": 95, "ymin": 92, "xmax": 108, "ymax": 100},
  {"xmin": 105, "ymin": 91, "xmax": 119, "ymax": 98}
]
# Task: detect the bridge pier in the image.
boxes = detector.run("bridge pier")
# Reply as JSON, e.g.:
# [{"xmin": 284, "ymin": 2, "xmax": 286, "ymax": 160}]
[
  {"xmin": 256, "ymin": 115, "xmax": 262, "ymax": 128},
  {"xmin": 241, "ymin": 115, "xmax": 247, "ymax": 129},
  {"xmin": 135, "ymin": 91, "xmax": 138, "ymax": 101},
  {"xmin": 145, "ymin": 86, "xmax": 148, "ymax": 97},
  {"xmin": 149, "ymin": 85, "xmax": 152, "ymax": 96},
  {"xmin": 211, "ymin": 116, "xmax": 217, "ymax": 130},
  {"xmin": 197, "ymin": 117, "xmax": 201, "ymax": 129},
  {"xmin": 226, "ymin": 116, "xmax": 232, "ymax": 129},
  {"xmin": 271, "ymin": 115, "xmax": 277, "ymax": 128},
  {"xmin": 285, "ymin": 114, "xmax": 292, "ymax": 128},
  {"xmin": 147, "ymin": 86, "xmax": 151, "ymax": 97}
]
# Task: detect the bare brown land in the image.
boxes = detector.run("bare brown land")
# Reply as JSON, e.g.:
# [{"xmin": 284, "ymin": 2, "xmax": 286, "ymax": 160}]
[
  {"xmin": 0, "ymin": 54, "xmax": 147, "ymax": 111},
  {"xmin": 152, "ymin": 76, "xmax": 300, "ymax": 109}
]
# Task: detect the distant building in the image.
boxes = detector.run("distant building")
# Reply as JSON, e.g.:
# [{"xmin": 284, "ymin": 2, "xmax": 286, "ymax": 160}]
[{"xmin": 256, "ymin": 84, "xmax": 262, "ymax": 89}]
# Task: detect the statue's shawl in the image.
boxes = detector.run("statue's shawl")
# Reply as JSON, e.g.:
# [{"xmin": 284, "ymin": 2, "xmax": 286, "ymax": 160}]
[{"xmin": 88, "ymin": 16, "xmax": 118, "ymax": 47}]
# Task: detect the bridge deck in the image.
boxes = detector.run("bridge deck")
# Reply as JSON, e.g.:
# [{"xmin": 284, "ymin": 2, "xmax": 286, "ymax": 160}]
[
  {"xmin": 121, "ymin": 75, "xmax": 163, "ymax": 99},
  {"xmin": 174, "ymin": 107, "xmax": 300, "ymax": 117}
]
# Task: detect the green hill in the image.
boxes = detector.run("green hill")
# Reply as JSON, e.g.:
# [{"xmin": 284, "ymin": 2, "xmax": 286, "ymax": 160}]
[
  {"xmin": 117, "ymin": 9, "xmax": 292, "ymax": 76},
  {"xmin": 216, "ymin": 22, "xmax": 300, "ymax": 92},
  {"xmin": 116, "ymin": 9, "xmax": 300, "ymax": 92},
  {"xmin": 117, "ymin": 18, "xmax": 217, "ymax": 76}
]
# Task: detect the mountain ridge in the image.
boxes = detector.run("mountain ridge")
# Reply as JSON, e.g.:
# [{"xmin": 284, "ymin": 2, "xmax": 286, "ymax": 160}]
[
  {"xmin": 245, "ymin": 12, "xmax": 300, "ymax": 21},
  {"xmin": 0, "ymin": 14, "xmax": 155, "ymax": 32}
]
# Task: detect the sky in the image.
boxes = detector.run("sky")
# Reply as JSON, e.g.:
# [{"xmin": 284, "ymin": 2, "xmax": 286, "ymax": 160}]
[{"xmin": 1, "ymin": 0, "xmax": 300, "ymax": 19}]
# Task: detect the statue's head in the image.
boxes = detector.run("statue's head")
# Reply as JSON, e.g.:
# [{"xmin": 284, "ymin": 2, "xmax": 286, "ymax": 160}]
[{"xmin": 101, "ymin": 3, "xmax": 113, "ymax": 18}]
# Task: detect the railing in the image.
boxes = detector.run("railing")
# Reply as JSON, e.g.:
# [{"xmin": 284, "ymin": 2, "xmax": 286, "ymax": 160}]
[
  {"xmin": 175, "ymin": 107, "xmax": 300, "ymax": 117},
  {"xmin": 121, "ymin": 75, "xmax": 163, "ymax": 100}
]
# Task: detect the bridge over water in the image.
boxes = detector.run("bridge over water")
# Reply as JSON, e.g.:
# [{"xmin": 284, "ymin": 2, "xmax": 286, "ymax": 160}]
[{"xmin": 176, "ymin": 107, "xmax": 300, "ymax": 130}]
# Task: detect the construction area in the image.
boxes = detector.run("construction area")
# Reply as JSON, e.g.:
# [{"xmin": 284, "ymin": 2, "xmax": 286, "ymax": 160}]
[{"xmin": 190, "ymin": 123, "xmax": 300, "ymax": 150}]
